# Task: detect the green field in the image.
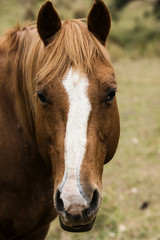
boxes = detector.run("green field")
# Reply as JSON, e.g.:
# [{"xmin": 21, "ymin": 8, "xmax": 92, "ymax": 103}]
[{"xmin": 0, "ymin": 0, "xmax": 160, "ymax": 239}]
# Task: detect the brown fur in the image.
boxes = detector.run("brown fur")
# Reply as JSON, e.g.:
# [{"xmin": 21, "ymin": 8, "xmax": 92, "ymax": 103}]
[
  {"xmin": 0, "ymin": 26, "xmax": 57, "ymax": 239},
  {"xmin": 4, "ymin": 19, "xmax": 112, "ymax": 136},
  {"xmin": 0, "ymin": 0, "xmax": 120, "ymax": 238}
]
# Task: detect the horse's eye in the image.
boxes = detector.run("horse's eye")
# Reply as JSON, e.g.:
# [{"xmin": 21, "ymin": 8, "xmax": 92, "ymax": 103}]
[
  {"xmin": 37, "ymin": 92, "xmax": 48, "ymax": 104},
  {"xmin": 105, "ymin": 89, "xmax": 116, "ymax": 104}
]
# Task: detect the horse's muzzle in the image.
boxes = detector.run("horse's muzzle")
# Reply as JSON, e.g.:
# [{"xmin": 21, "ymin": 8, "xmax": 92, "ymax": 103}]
[{"xmin": 55, "ymin": 189, "xmax": 101, "ymax": 232}]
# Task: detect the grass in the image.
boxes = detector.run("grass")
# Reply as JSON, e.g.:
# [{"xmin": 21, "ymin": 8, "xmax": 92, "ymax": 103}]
[{"xmin": 46, "ymin": 57, "xmax": 160, "ymax": 240}]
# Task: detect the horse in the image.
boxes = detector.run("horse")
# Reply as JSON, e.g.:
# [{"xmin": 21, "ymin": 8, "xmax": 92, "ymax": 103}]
[{"xmin": 0, "ymin": 0, "xmax": 120, "ymax": 239}]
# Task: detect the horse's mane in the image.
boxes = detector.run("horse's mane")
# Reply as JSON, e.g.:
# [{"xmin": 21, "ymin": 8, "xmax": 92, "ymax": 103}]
[
  {"xmin": 37, "ymin": 20, "xmax": 112, "ymax": 84},
  {"xmin": 3, "ymin": 19, "xmax": 112, "ymax": 135}
]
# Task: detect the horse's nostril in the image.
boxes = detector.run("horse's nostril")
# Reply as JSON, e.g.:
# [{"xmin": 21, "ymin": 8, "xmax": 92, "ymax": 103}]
[
  {"xmin": 55, "ymin": 190, "xmax": 65, "ymax": 213},
  {"xmin": 87, "ymin": 189, "xmax": 99, "ymax": 216}
]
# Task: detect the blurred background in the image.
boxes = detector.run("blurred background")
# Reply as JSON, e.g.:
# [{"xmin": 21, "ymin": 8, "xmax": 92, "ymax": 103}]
[{"xmin": 0, "ymin": 0, "xmax": 160, "ymax": 239}]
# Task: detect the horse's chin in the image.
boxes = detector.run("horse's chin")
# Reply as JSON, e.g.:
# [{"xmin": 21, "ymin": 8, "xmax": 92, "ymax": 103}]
[{"xmin": 59, "ymin": 217, "xmax": 96, "ymax": 232}]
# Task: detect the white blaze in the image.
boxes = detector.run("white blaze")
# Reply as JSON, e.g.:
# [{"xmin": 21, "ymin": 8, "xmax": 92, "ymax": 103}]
[{"xmin": 60, "ymin": 68, "xmax": 91, "ymax": 212}]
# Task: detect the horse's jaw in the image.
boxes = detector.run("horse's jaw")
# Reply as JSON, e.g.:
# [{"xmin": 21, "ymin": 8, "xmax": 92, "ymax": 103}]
[{"xmin": 59, "ymin": 217, "xmax": 96, "ymax": 232}]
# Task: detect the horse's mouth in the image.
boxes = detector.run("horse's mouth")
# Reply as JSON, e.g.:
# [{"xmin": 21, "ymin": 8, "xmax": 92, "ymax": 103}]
[{"xmin": 59, "ymin": 217, "xmax": 96, "ymax": 232}]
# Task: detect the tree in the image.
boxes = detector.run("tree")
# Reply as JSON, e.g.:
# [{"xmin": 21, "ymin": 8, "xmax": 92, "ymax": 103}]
[
  {"xmin": 113, "ymin": 0, "xmax": 131, "ymax": 10},
  {"xmin": 154, "ymin": 0, "xmax": 160, "ymax": 18},
  {"xmin": 112, "ymin": 0, "xmax": 160, "ymax": 19},
  {"xmin": 19, "ymin": 0, "xmax": 36, "ymax": 20}
]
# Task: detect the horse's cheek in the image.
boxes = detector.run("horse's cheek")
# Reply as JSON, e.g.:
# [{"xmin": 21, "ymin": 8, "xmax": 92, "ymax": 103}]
[
  {"xmin": 104, "ymin": 100, "xmax": 120, "ymax": 164},
  {"xmin": 35, "ymin": 109, "xmax": 50, "ymax": 160}
]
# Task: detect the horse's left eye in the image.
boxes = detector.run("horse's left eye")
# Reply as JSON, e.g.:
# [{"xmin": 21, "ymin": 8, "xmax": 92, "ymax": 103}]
[
  {"xmin": 37, "ymin": 92, "xmax": 48, "ymax": 104},
  {"xmin": 105, "ymin": 89, "xmax": 116, "ymax": 104}
]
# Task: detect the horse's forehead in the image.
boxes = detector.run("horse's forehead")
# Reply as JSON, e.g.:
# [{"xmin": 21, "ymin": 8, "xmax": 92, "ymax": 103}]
[
  {"xmin": 91, "ymin": 61, "xmax": 115, "ymax": 80},
  {"xmin": 61, "ymin": 62, "xmax": 114, "ymax": 85},
  {"xmin": 42, "ymin": 61, "xmax": 115, "ymax": 99}
]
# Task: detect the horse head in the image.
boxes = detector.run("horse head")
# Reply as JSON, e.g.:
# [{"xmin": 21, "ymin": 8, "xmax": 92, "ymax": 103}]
[{"xmin": 35, "ymin": 0, "xmax": 120, "ymax": 232}]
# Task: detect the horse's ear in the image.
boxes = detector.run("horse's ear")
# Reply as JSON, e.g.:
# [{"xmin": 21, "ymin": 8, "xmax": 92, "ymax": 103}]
[
  {"xmin": 37, "ymin": 1, "xmax": 61, "ymax": 46},
  {"xmin": 87, "ymin": 0, "xmax": 111, "ymax": 45}
]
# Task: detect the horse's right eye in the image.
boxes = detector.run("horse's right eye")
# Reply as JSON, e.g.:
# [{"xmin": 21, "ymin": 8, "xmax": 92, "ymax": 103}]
[{"xmin": 37, "ymin": 92, "xmax": 48, "ymax": 104}]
